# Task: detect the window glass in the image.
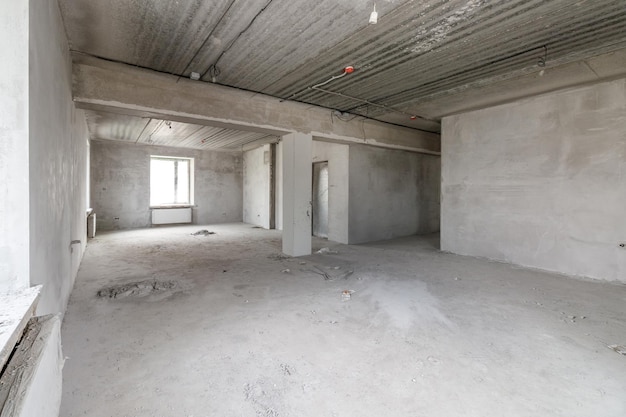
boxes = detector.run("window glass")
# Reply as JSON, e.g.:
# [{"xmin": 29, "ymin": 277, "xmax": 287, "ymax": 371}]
[{"xmin": 150, "ymin": 157, "xmax": 192, "ymax": 206}]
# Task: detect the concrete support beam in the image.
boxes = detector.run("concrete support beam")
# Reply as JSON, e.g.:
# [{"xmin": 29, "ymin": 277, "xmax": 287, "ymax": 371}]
[
  {"xmin": 282, "ymin": 133, "xmax": 312, "ymax": 257},
  {"xmin": 0, "ymin": 1, "xmax": 30, "ymax": 292},
  {"xmin": 72, "ymin": 54, "xmax": 440, "ymax": 155}
]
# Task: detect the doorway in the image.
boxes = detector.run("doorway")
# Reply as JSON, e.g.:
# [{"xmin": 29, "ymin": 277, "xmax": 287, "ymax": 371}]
[{"xmin": 312, "ymin": 162, "xmax": 329, "ymax": 238}]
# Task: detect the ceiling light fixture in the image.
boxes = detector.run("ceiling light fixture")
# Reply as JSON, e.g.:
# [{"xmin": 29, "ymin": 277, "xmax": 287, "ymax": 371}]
[
  {"xmin": 190, "ymin": 72, "xmax": 201, "ymax": 81},
  {"xmin": 369, "ymin": 4, "xmax": 378, "ymax": 24}
]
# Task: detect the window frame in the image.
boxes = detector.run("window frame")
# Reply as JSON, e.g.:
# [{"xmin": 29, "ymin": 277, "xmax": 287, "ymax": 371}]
[{"xmin": 149, "ymin": 155, "xmax": 195, "ymax": 208}]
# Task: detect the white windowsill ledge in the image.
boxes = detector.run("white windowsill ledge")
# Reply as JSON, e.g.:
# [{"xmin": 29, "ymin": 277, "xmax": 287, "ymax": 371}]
[{"xmin": 0, "ymin": 286, "xmax": 42, "ymax": 371}]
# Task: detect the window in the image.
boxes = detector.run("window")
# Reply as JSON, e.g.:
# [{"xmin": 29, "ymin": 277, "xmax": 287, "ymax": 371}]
[{"xmin": 150, "ymin": 156, "xmax": 193, "ymax": 206}]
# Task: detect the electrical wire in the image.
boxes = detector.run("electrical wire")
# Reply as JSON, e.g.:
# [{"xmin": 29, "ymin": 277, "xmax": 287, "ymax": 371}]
[
  {"xmin": 202, "ymin": 0, "xmax": 275, "ymax": 80},
  {"xmin": 359, "ymin": 44, "xmax": 550, "ymax": 110},
  {"xmin": 311, "ymin": 71, "xmax": 350, "ymax": 90},
  {"xmin": 284, "ymin": 69, "xmax": 351, "ymax": 101},
  {"xmin": 331, "ymin": 110, "xmax": 360, "ymax": 124},
  {"xmin": 207, "ymin": 65, "xmax": 221, "ymax": 83},
  {"xmin": 313, "ymin": 86, "xmax": 436, "ymax": 122},
  {"xmin": 283, "ymin": 66, "xmax": 435, "ymax": 122},
  {"xmin": 177, "ymin": 0, "xmax": 237, "ymax": 81}
]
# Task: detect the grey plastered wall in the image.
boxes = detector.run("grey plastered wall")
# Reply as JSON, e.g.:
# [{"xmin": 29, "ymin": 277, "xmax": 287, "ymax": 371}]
[
  {"xmin": 441, "ymin": 78, "xmax": 626, "ymax": 282},
  {"xmin": 348, "ymin": 145, "xmax": 441, "ymax": 244},
  {"xmin": 29, "ymin": 0, "xmax": 89, "ymax": 315},
  {"xmin": 243, "ymin": 145, "xmax": 271, "ymax": 228},
  {"xmin": 312, "ymin": 140, "xmax": 350, "ymax": 244},
  {"xmin": 91, "ymin": 140, "xmax": 243, "ymax": 230}
]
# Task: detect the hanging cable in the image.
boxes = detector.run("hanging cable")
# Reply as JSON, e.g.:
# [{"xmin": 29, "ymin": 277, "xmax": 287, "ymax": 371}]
[
  {"xmin": 201, "ymin": 0, "xmax": 275, "ymax": 81},
  {"xmin": 207, "ymin": 65, "xmax": 221, "ymax": 83},
  {"xmin": 177, "ymin": 0, "xmax": 237, "ymax": 81}
]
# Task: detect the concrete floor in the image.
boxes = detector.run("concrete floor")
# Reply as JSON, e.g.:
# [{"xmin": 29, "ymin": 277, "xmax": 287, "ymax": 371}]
[{"xmin": 61, "ymin": 224, "xmax": 626, "ymax": 417}]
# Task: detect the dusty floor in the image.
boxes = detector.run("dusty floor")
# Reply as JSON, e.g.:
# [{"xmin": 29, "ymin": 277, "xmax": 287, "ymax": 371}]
[{"xmin": 61, "ymin": 223, "xmax": 626, "ymax": 417}]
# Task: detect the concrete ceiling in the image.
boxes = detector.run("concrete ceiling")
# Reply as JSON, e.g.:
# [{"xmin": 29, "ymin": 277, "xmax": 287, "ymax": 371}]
[
  {"xmin": 84, "ymin": 110, "xmax": 276, "ymax": 151},
  {"xmin": 60, "ymin": 0, "xmax": 626, "ymax": 147}
]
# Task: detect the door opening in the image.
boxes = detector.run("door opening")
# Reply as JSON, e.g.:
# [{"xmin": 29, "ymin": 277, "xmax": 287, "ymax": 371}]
[{"xmin": 312, "ymin": 162, "xmax": 329, "ymax": 238}]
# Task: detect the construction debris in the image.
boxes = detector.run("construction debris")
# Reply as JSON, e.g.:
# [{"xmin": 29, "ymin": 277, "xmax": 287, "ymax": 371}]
[
  {"xmin": 316, "ymin": 247, "xmax": 338, "ymax": 255},
  {"xmin": 191, "ymin": 229, "xmax": 215, "ymax": 236},
  {"xmin": 97, "ymin": 280, "xmax": 177, "ymax": 299},
  {"xmin": 302, "ymin": 266, "xmax": 354, "ymax": 281},
  {"xmin": 314, "ymin": 266, "xmax": 332, "ymax": 280},
  {"xmin": 340, "ymin": 270, "xmax": 354, "ymax": 280},
  {"xmin": 608, "ymin": 345, "xmax": 626, "ymax": 355},
  {"xmin": 268, "ymin": 253, "xmax": 291, "ymax": 261}
]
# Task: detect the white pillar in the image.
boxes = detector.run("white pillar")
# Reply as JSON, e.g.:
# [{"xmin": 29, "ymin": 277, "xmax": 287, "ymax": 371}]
[
  {"xmin": 282, "ymin": 132, "xmax": 312, "ymax": 256},
  {"xmin": 0, "ymin": 1, "xmax": 30, "ymax": 292}
]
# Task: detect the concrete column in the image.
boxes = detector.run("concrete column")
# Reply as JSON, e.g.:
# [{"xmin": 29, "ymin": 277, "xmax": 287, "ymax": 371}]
[
  {"xmin": 0, "ymin": 2, "xmax": 30, "ymax": 292},
  {"xmin": 282, "ymin": 133, "xmax": 312, "ymax": 256}
]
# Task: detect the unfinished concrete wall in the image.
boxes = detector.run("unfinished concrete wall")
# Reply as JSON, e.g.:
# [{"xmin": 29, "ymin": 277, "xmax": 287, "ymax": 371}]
[
  {"xmin": 29, "ymin": 0, "xmax": 89, "ymax": 316},
  {"xmin": 243, "ymin": 145, "xmax": 271, "ymax": 229},
  {"xmin": 0, "ymin": 1, "xmax": 30, "ymax": 293},
  {"xmin": 312, "ymin": 141, "xmax": 350, "ymax": 244},
  {"xmin": 348, "ymin": 145, "xmax": 440, "ymax": 244},
  {"xmin": 91, "ymin": 140, "xmax": 243, "ymax": 230},
  {"xmin": 441, "ymin": 78, "xmax": 626, "ymax": 282}
]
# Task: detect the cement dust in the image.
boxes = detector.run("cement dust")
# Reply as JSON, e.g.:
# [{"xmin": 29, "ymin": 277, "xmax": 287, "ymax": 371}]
[
  {"xmin": 61, "ymin": 224, "xmax": 626, "ymax": 417},
  {"xmin": 96, "ymin": 279, "xmax": 179, "ymax": 300}
]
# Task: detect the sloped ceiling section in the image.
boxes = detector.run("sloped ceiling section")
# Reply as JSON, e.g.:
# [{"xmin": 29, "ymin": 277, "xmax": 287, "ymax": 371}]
[{"xmin": 61, "ymin": 0, "xmax": 626, "ymax": 136}]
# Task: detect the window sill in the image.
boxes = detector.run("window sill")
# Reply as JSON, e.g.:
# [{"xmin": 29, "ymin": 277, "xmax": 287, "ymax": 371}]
[{"xmin": 0, "ymin": 286, "xmax": 42, "ymax": 370}]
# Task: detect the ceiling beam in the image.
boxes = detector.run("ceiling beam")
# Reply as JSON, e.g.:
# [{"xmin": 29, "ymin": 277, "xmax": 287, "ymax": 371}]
[{"xmin": 71, "ymin": 53, "xmax": 440, "ymax": 155}]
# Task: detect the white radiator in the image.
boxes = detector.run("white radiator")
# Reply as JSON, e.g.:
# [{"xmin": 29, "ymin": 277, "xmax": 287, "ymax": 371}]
[{"xmin": 151, "ymin": 207, "xmax": 192, "ymax": 225}]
